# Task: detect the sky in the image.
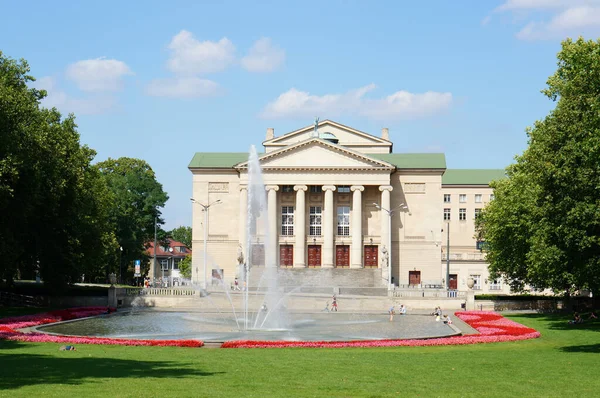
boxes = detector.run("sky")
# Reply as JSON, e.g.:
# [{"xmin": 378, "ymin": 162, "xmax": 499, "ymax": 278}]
[{"xmin": 2, "ymin": 0, "xmax": 600, "ymax": 230}]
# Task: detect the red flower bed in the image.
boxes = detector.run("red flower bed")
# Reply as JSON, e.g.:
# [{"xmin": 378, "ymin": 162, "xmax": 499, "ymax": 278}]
[
  {"xmin": 221, "ymin": 311, "xmax": 540, "ymax": 349},
  {"xmin": 0, "ymin": 307, "xmax": 203, "ymax": 348}
]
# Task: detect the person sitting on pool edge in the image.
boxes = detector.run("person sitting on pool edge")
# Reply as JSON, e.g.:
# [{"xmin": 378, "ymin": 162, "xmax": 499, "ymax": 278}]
[{"xmin": 398, "ymin": 304, "xmax": 406, "ymax": 315}]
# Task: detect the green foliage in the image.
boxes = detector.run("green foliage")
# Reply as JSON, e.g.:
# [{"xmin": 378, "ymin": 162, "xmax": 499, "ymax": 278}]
[
  {"xmin": 96, "ymin": 157, "xmax": 168, "ymax": 281},
  {"xmin": 478, "ymin": 38, "xmax": 600, "ymax": 295},
  {"xmin": 168, "ymin": 226, "xmax": 192, "ymax": 247},
  {"xmin": 178, "ymin": 254, "xmax": 192, "ymax": 280},
  {"xmin": 0, "ymin": 52, "xmax": 116, "ymax": 290}
]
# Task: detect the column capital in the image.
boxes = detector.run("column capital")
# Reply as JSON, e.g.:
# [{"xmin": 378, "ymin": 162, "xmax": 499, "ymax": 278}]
[
  {"xmin": 265, "ymin": 185, "xmax": 279, "ymax": 192},
  {"xmin": 351, "ymin": 185, "xmax": 364, "ymax": 192},
  {"xmin": 322, "ymin": 185, "xmax": 336, "ymax": 192},
  {"xmin": 294, "ymin": 185, "xmax": 308, "ymax": 192},
  {"xmin": 239, "ymin": 185, "xmax": 248, "ymax": 191},
  {"xmin": 379, "ymin": 185, "xmax": 393, "ymax": 192}
]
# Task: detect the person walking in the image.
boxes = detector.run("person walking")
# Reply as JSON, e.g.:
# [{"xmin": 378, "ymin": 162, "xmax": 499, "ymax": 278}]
[{"xmin": 331, "ymin": 295, "xmax": 338, "ymax": 312}]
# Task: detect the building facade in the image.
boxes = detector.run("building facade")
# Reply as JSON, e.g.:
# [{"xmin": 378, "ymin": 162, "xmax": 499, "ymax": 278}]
[
  {"xmin": 147, "ymin": 240, "xmax": 191, "ymax": 287},
  {"xmin": 189, "ymin": 120, "xmax": 508, "ymax": 293}
]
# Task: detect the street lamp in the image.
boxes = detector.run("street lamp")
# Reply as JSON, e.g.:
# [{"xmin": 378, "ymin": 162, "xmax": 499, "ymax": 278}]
[
  {"xmin": 373, "ymin": 202, "xmax": 407, "ymax": 290},
  {"xmin": 119, "ymin": 246, "xmax": 123, "ymax": 284},
  {"xmin": 191, "ymin": 198, "xmax": 222, "ymax": 289}
]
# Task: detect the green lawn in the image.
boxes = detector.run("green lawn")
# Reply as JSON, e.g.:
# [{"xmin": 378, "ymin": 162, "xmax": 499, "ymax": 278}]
[{"xmin": 1, "ymin": 309, "xmax": 599, "ymax": 397}]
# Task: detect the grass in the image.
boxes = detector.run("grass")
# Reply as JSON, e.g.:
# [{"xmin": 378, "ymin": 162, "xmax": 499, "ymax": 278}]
[{"xmin": 1, "ymin": 308, "xmax": 599, "ymax": 397}]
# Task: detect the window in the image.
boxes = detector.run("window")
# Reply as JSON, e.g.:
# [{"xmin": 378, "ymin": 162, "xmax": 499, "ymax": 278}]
[
  {"xmin": 281, "ymin": 185, "xmax": 294, "ymax": 193},
  {"xmin": 309, "ymin": 186, "xmax": 322, "ymax": 193},
  {"xmin": 470, "ymin": 274, "xmax": 481, "ymax": 290},
  {"xmin": 309, "ymin": 206, "xmax": 322, "ymax": 236},
  {"xmin": 443, "ymin": 208, "xmax": 451, "ymax": 221},
  {"xmin": 474, "ymin": 208, "xmax": 482, "ymax": 219},
  {"xmin": 459, "ymin": 208, "xmax": 466, "ymax": 221},
  {"xmin": 443, "ymin": 194, "xmax": 451, "ymax": 203},
  {"xmin": 459, "ymin": 194, "xmax": 467, "ymax": 203},
  {"xmin": 337, "ymin": 185, "xmax": 350, "ymax": 193},
  {"xmin": 490, "ymin": 194, "xmax": 495, "ymax": 201},
  {"xmin": 337, "ymin": 206, "xmax": 350, "ymax": 236},
  {"xmin": 160, "ymin": 259, "xmax": 169, "ymax": 270},
  {"xmin": 173, "ymin": 258, "xmax": 181, "ymax": 270},
  {"xmin": 475, "ymin": 194, "xmax": 482, "ymax": 203},
  {"xmin": 177, "ymin": 246, "xmax": 187, "ymax": 253},
  {"xmin": 281, "ymin": 206, "xmax": 294, "ymax": 236},
  {"xmin": 490, "ymin": 278, "xmax": 503, "ymax": 291}
]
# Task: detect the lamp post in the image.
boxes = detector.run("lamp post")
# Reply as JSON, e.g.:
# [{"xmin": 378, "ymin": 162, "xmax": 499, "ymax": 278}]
[
  {"xmin": 119, "ymin": 246, "xmax": 123, "ymax": 285},
  {"xmin": 191, "ymin": 198, "xmax": 222, "ymax": 289},
  {"xmin": 373, "ymin": 202, "xmax": 407, "ymax": 290},
  {"xmin": 153, "ymin": 216, "xmax": 157, "ymax": 287}
]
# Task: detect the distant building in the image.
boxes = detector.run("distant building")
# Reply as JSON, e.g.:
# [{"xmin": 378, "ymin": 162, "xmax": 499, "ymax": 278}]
[
  {"xmin": 146, "ymin": 240, "xmax": 191, "ymax": 286},
  {"xmin": 188, "ymin": 120, "xmax": 508, "ymax": 293}
]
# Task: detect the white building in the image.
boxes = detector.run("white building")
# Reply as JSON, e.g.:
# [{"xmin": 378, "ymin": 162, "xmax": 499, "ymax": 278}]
[{"xmin": 189, "ymin": 120, "xmax": 508, "ymax": 293}]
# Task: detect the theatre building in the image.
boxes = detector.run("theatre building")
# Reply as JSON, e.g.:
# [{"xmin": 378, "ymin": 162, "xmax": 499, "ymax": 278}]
[{"xmin": 189, "ymin": 120, "xmax": 508, "ymax": 294}]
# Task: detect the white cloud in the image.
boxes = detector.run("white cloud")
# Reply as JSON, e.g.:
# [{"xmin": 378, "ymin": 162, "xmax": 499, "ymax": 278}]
[
  {"xmin": 36, "ymin": 76, "xmax": 115, "ymax": 115},
  {"xmin": 145, "ymin": 77, "xmax": 221, "ymax": 98},
  {"xmin": 493, "ymin": 0, "xmax": 600, "ymax": 40},
  {"xmin": 241, "ymin": 38, "xmax": 285, "ymax": 73},
  {"xmin": 65, "ymin": 57, "xmax": 132, "ymax": 92},
  {"xmin": 260, "ymin": 84, "xmax": 453, "ymax": 120},
  {"xmin": 166, "ymin": 30, "xmax": 235, "ymax": 75}
]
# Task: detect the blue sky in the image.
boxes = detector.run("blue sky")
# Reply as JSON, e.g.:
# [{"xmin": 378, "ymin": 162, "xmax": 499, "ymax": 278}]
[{"xmin": 2, "ymin": 0, "xmax": 600, "ymax": 229}]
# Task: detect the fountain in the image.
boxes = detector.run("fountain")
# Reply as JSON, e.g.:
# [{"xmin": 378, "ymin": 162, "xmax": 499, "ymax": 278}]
[{"xmin": 36, "ymin": 145, "xmax": 459, "ymax": 343}]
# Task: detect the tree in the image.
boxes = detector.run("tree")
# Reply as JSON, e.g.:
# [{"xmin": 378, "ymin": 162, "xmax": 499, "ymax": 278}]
[
  {"xmin": 97, "ymin": 157, "xmax": 169, "ymax": 281},
  {"xmin": 169, "ymin": 226, "xmax": 192, "ymax": 247},
  {"xmin": 0, "ymin": 52, "xmax": 116, "ymax": 289},
  {"xmin": 179, "ymin": 254, "xmax": 192, "ymax": 280},
  {"xmin": 478, "ymin": 37, "xmax": 600, "ymax": 295}
]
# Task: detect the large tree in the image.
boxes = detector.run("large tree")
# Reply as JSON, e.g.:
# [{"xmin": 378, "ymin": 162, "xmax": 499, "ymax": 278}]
[
  {"xmin": 97, "ymin": 157, "xmax": 169, "ymax": 281},
  {"xmin": 478, "ymin": 37, "xmax": 600, "ymax": 295},
  {"xmin": 169, "ymin": 226, "xmax": 192, "ymax": 247},
  {"xmin": 0, "ymin": 52, "xmax": 116, "ymax": 288}
]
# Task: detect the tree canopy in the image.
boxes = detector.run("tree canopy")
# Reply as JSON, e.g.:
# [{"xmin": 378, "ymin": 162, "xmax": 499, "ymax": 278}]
[
  {"xmin": 169, "ymin": 226, "xmax": 192, "ymax": 248},
  {"xmin": 478, "ymin": 37, "xmax": 600, "ymax": 295}
]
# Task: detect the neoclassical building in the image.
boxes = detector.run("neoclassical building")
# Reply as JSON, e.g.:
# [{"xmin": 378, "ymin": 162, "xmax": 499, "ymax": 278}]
[{"xmin": 189, "ymin": 120, "xmax": 508, "ymax": 293}]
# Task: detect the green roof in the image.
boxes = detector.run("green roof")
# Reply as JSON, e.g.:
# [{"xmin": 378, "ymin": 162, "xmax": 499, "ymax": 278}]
[
  {"xmin": 188, "ymin": 153, "xmax": 252, "ymax": 168},
  {"xmin": 442, "ymin": 169, "xmax": 506, "ymax": 185},
  {"xmin": 368, "ymin": 153, "xmax": 446, "ymax": 169}
]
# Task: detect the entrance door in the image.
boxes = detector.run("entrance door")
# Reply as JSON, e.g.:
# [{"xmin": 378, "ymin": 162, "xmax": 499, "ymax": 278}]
[
  {"xmin": 251, "ymin": 244, "xmax": 265, "ymax": 266},
  {"xmin": 307, "ymin": 245, "xmax": 321, "ymax": 267},
  {"xmin": 409, "ymin": 271, "xmax": 421, "ymax": 286},
  {"xmin": 280, "ymin": 245, "xmax": 293, "ymax": 267},
  {"xmin": 449, "ymin": 274, "xmax": 458, "ymax": 290},
  {"xmin": 364, "ymin": 245, "xmax": 378, "ymax": 268},
  {"xmin": 335, "ymin": 245, "xmax": 350, "ymax": 267}
]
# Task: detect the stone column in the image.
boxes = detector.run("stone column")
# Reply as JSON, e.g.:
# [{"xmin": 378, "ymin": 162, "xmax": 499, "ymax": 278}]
[
  {"xmin": 379, "ymin": 185, "xmax": 393, "ymax": 270},
  {"xmin": 266, "ymin": 185, "xmax": 279, "ymax": 268},
  {"xmin": 351, "ymin": 185, "xmax": 364, "ymax": 268},
  {"xmin": 322, "ymin": 185, "xmax": 336, "ymax": 268},
  {"xmin": 294, "ymin": 185, "xmax": 307, "ymax": 268},
  {"xmin": 239, "ymin": 186, "xmax": 248, "ymax": 256}
]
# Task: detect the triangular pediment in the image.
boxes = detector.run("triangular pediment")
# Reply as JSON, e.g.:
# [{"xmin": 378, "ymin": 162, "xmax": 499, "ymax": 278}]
[
  {"xmin": 264, "ymin": 120, "xmax": 391, "ymax": 148},
  {"xmin": 236, "ymin": 138, "xmax": 395, "ymax": 170}
]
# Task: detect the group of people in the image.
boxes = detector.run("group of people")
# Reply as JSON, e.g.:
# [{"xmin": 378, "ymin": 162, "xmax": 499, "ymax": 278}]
[
  {"xmin": 323, "ymin": 295, "xmax": 339, "ymax": 312},
  {"xmin": 232, "ymin": 278, "xmax": 247, "ymax": 291},
  {"xmin": 430, "ymin": 306, "xmax": 452, "ymax": 324},
  {"xmin": 568, "ymin": 311, "xmax": 597, "ymax": 325},
  {"xmin": 388, "ymin": 304, "xmax": 406, "ymax": 321}
]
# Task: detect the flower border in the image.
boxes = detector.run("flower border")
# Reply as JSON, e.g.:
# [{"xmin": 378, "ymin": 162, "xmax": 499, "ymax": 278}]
[
  {"xmin": 220, "ymin": 311, "xmax": 540, "ymax": 348},
  {"xmin": 0, "ymin": 307, "xmax": 204, "ymax": 348}
]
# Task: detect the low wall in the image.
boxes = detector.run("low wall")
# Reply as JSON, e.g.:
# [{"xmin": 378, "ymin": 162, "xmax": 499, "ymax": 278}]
[
  {"xmin": 47, "ymin": 296, "xmax": 108, "ymax": 307},
  {"xmin": 247, "ymin": 268, "xmax": 384, "ymax": 288}
]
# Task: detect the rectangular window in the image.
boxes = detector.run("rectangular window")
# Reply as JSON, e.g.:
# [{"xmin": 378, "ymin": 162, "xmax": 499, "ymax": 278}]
[
  {"xmin": 173, "ymin": 258, "xmax": 180, "ymax": 270},
  {"xmin": 475, "ymin": 194, "xmax": 482, "ymax": 203},
  {"xmin": 443, "ymin": 208, "xmax": 451, "ymax": 221},
  {"xmin": 470, "ymin": 274, "xmax": 481, "ymax": 290},
  {"xmin": 459, "ymin": 208, "xmax": 466, "ymax": 221},
  {"xmin": 337, "ymin": 185, "xmax": 350, "ymax": 193},
  {"xmin": 490, "ymin": 278, "xmax": 502, "ymax": 291},
  {"xmin": 337, "ymin": 206, "xmax": 350, "ymax": 236},
  {"xmin": 443, "ymin": 194, "xmax": 451, "ymax": 203},
  {"xmin": 309, "ymin": 186, "xmax": 322, "ymax": 193},
  {"xmin": 281, "ymin": 206, "xmax": 294, "ymax": 236},
  {"xmin": 281, "ymin": 185, "xmax": 294, "ymax": 193},
  {"xmin": 309, "ymin": 206, "xmax": 322, "ymax": 236},
  {"xmin": 459, "ymin": 194, "xmax": 467, "ymax": 203},
  {"xmin": 160, "ymin": 259, "xmax": 169, "ymax": 270},
  {"xmin": 474, "ymin": 208, "xmax": 482, "ymax": 219}
]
